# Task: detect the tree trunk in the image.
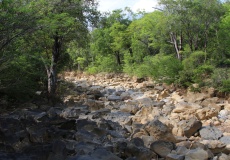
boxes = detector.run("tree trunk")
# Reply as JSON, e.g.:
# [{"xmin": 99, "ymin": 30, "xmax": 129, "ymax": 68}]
[
  {"xmin": 115, "ymin": 51, "xmax": 121, "ymax": 65},
  {"xmin": 47, "ymin": 33, "xmax": 62, "ymax": 104},
  {"xmin": 170, "ymin": 32, "xmax": 181, "ymax": 60}
]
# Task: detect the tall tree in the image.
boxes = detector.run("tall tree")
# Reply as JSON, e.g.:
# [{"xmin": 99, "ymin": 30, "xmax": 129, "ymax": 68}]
[
  {"xmin": 29, "ymin": 0, "xmax": 99, "ymax": 103},
  {"xmin": 159, "ymin": 0, "xmax": 224, "ymax": 59}
]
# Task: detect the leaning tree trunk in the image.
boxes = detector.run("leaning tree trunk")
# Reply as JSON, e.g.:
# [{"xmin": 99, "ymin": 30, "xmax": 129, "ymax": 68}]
[{"xmin": 47, "ymin": 33, "xmax": 62, "ymax": 104}]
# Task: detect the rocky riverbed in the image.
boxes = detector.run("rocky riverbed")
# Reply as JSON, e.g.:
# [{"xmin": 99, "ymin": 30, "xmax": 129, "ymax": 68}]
[{"xmin": 0, "ymin": 72, "xmax": 230, "ymax": 160}]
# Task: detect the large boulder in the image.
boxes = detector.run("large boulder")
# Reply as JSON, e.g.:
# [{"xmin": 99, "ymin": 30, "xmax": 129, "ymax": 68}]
[
  {"xmin": 200, "ymin": 140, "xmax": 226, "ymax": 154},
  {"xmin": 184, "ymin": 148, "xmax": 209, "ymax": 160},
  {"xmin": 150, "ymin": 140, "xmax": 175, "ymax": 158},
  {"xmin": 124, "ymin": 138, "xmax": 157, "ymax": 159},
  {"xmin": 173, "ymin": 117, "xmax": 202, "ymax": 137},
  {"xmin": 199, "ymin": 126, "xmax": 223, "ymax": 140},
  {"xmin": 144, "ymin": 119, "xmax": 176, "ymax": 142}
]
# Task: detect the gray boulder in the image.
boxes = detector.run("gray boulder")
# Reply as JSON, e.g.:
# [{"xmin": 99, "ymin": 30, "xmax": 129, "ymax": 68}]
[
  {"xmin": 150, "ymin": 140, "xmax": 175, "ymax": 158},
  {"xmin": 199, "ymin": 126, "xmax": 223, "ymax": 140}
]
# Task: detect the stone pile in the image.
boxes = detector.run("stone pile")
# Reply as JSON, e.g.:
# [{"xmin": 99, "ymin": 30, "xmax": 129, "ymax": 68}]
[{"xmin": 0, "ymin": 72, "xmax": 230, "ymax": 160}]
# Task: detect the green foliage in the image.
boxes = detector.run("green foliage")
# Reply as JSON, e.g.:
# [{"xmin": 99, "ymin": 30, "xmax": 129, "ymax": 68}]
[
  {"xmin": 124, "ymin": 54, "xmax": 182, "ymax": 84},
  {"xmin": 145, "ymin": 55, "xmax": 183, "ymax": 84},
  {"xmin": 0, "ymin": 0, "xmax": 99, "ymax": 102},
  {"xmin": 0, "ymin": 54, "xmax": 45, "ymax": 101},
  {"xmin": 183, "ymin": 51, "xmax": 207, "ymax": 70},
  {"xmin": 178, "ymin": 51, "xmax": 215, "ymax": 87},
  {"xmin": 220, "ymin": 80, "xmax": 230, "ymax": 93},
  {"xmin": 211, "ymin": 68, "xmax": 230, "ymax": 91},
  {"xmin": 87, "ymin": 55, "xmax": 121, "ymax": 74}
]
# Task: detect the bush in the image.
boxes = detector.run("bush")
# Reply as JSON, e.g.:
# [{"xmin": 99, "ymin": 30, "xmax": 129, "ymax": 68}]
[
  {"xmin": 87, "ymin": 55, "xmax": 121, "ymax": 74},
  {"xmin": 193, "ymin": 64, "xmax": 214, "ymax": 85},
  {"xmin": 179, "ymin": 51, "xmax": 214, "ymax": 87},
  {"xmin": 127, "ymin": 54, "xmax": 183, "ymax": 84},
  {"xmin": 211, "ymin": 68, "xmax": 230, "ymax": 93},
  {"xmin": 182, "ymin": 51, "xmax": 206, "ymax": 70},
  {"xmin": 86, "ymin": 66, "xmax": 99, "ymax": 74},
  {"xmin": 221, "ymin": 80, "xmax": 230, "ymax": 93}
]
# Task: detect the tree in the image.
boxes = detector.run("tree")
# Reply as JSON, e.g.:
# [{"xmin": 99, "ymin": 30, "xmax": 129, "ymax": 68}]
[
  {"xmin": 0, "ymin": 0, "xmax": 44, "ymax": 100},
  {"xmin": 90, "ymin": 9, "xmax": 132, "ymax": 71},
  {"xmin": 28, "ymin": 0, "xmax": 99, "ymax": 103},
  {"xmin": 159, "ymin": 0, "xmax": 224, "ymax": 59}
]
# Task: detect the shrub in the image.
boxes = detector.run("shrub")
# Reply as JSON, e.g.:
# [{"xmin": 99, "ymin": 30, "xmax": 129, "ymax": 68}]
[
  {"xmin": 211, "ymin": 68, "xmax": 230, "ymax": 93},
  {"xmin": 130, "ymin": 54, "xmax": 183, "ymax": 84},
  {"xmin": 179, "ymin": 51, "xmax": 214, "ymax": 87},
  {"xmin": 221, "ymin": 79, "xmax": 230, "ymax": 93},
  {"xmin": 87, "ymin": 55, "xmax": 121, "ymax": 74}
]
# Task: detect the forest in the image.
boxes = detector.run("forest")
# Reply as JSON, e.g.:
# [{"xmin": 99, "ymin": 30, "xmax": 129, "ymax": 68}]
[{"xmin": 1, "ymin": 0, "xmax": 230, "ymax": 103}]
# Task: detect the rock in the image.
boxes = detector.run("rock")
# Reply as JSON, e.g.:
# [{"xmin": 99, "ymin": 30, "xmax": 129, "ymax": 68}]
[
  {"xmin": 120, "ymin": 104, "xmax": 139, "ymax": 114},
  {"xmin": 225, "ymin": 103, "xmax": 230, "ymax": 111},
  {"xmin": 162, "ymin": 105, "xmax": 175, "ymax": 116},
  {"xmin": 88, "ymin": 108, "xmax": 111, "ymax": 119},
  {"xmin": 155, "ymin": 85, "xmax": 164, "ymax": 91},
  {"xmin": 125, "ymin": 158, "xmax": 138, "ymax": 160},
  {"xmin": 200, "ymin": 140, "xmax": 226, "ymax": 154},
  {"xmin": 84, "ymin": 99, "xmax": 104, "ymax": 111},
  {"xmin": 47, "ymin": 107, "xmax": 61, "ymax": 118},
  {"xmin": 27, "ymin": 126, "xmax": 48, "ymax": 143},
  {"xmin": 144, "ymin": 119, "xmax": 176, "ymax": 142},
  {"xmin": 199, "ymin": 126, "xmax": 223, "ymax": 140},
  {"xmin": 130, "ymin": 92, "xmax": 144, "ymax": 100},
  {"xmin": 185, "ymin": 148, "xmax": 209, "ymax": 160},
  {"xmin": 201, "ymin": 97, "xmax": 221, "ymax": 111},
  {"xmin": 136, "ymin": 97, "xmax": 154, "ymax": 108},
  {"xmin": 141, "ymin": 135, "xmax": 155, "ymax": 148},
  {"xmin": 219, "ymin": 110, "xmax": 229, "ymax": 120},
  {"xmin": 75, "ymin": 119, "xmax": 97, "ymax": 130},
  {"xmin": 185, "ymin": 90, "xmax": 207, "ymax": 103},
  {"xmin": 176, "ymin": 117, "xmax": 202, "ymax": 138},
  {"xmin": 120, "ymin": 92, "xmax": 131, "ymax": 100},
  {"xmin": 68, "ymin": 155, "xmax": 100, "ymax": 160},
  {"xmin": 150, "ymin": 140, "xmax": 175, "ymax": 158},
  {"xmin": 219, "ymin": 136, "xmax": 230, "ymax": 153},
  {"xmin": 74, "ymin": 142, "xmax": 96, "ymax": 155},
  {"xmin": 108, "ymin": 95, "xmax": 121, "ymax": 101},
  {"xmin": 220, "ymin": 136, "xmax": 230, "ymax": 145},
  {"xmin": 60, "ymin": 107, "xmax": 80, "ymax": 118},
  {"xmin": 172, "ymin": 102, "xmax": 202, "ymax": 120},
  {"xmin": 218, "ymin": 153, "xmax": 230, "ymax": 160},
  {"xmin": 175, "ymin": 146, "xmax": 189, "ymax": 155},
  {"xmin": 171, "ymin": 92, "xmax": 184, "ymax": 103},
  {"xmin": 125, "ymin": 139, "xmax": 157, "ymax": 159},
  {"xmin": 91, "ymin": 148, "xmax": 122, "ymax": 160},
  {"xmin": 76, "ymin": 82, "xmax": 90, "ymax": 92},
  {"xmin": 157, "ymin": 90, "xmax": 169, "ymax": 100},
  {"xmin": 133, "ymin": 106, "xmax": 161, "ymax": 124},
  {"xmin": 166, "ymin": 153, "xmax": 185, "ymax": 160},
  {"xmin": 48, "ymin": 140, "xmax": 67, "ymax": 160},
  {"xmin": 103, "ymin": 111, "xmax": 132, "ymax": 125},
  {"xmin": 196, "ymin": 107, "xmax": 218, "ymax": 120}
]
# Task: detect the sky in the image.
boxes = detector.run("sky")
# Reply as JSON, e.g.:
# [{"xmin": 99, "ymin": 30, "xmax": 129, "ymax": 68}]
[{"xmin": 97, "ymin": 0, "xmax": 159, "ymax": 13}]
